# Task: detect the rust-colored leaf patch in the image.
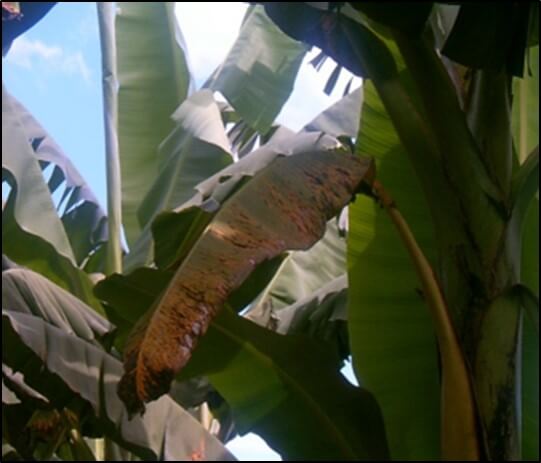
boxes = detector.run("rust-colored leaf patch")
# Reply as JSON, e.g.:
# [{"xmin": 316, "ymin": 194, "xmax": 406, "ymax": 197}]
[{"xmin": 119, "ymin": 149, "xmax": 375, "ymax": 415}]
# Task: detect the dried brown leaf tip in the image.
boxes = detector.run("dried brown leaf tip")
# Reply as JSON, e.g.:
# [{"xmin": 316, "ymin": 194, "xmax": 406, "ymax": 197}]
[{"xmin": 118, "ymin": 149, "xmax": 375, "ymax": 416}]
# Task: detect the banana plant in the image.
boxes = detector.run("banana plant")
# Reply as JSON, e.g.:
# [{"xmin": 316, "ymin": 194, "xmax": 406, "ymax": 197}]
[
  {"xmin": 2, "ymin": 2, "xmax": 538, "ymax": 461},
  {"xmin": 259, "ymin": 2, "xmax": 539, "ymax": 460}
]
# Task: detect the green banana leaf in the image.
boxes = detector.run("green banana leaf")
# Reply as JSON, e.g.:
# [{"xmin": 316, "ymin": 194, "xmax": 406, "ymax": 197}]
[
  {"xmin": 115, "ymin": 2, "xmax": 192, "ymax": 245},
  {"xmin": 2, "ymin": 86, "xmax": 102, "ymax": 312},
  {"xmin": 207, "ymin": 5, "xmax": 308, "ymax": 134},
  {"xmin": 267, "ymin": 275, "xmax": 348, "ymax": 336},
  {"xmin": 348, "ymin": 81, "xmax": 440, "ymax": 460},
  {"xmin": 124, "ymin": 90, "xmax": 233, "ymax": 271},
  {"xmin": 6, "ymin": 91, "xmax": 107, "ymax": 266},
  {"xmin": 254, "ymin": 275, "xmax": 350, "ymax": 360},
  {"xmin": 2, "ymin": 85, "xmax": 73, "ymax": 263},
  {"xmin": 246, "ymin": 220, "xmax": 346, "ymax": 322}
]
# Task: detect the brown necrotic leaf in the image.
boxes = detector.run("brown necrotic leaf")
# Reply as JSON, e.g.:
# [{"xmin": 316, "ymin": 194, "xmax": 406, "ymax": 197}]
[{"xmin": 119, "ymin": 148, "xmax": 375, "ymax": 415}]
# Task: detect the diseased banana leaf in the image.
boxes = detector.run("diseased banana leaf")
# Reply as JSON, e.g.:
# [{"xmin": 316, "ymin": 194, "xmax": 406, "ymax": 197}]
[
  {"xmin": 95, "ymin": 268, "xmax": 389, "ymax": 461},
  {"xmin": 117, "ymin": 146, "xmax": 375, "ymax": 415}
]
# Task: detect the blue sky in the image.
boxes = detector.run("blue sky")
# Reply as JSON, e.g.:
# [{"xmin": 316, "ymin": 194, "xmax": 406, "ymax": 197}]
[{"xmin": 2, "ymin": 2, "xmax": 359, "ymax": 460}]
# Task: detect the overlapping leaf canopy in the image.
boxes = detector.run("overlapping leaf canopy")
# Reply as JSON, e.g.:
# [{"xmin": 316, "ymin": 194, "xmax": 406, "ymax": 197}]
[{"xmin": 2, "ymin": 2, "xmax": 538, "ymax": 461}]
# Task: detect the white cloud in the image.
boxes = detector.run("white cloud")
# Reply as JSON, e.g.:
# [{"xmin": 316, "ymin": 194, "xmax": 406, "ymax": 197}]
[
  {"xmin": 6, "ymin": 36, "xmax": 92, "ymax": 84},
  {"xmin": 6, "ymin": 37, "xmax": 62, "ymax": 68},
  {"xmin": 61, "ymin": 51, "xmax": 92, "ymax": 83}
]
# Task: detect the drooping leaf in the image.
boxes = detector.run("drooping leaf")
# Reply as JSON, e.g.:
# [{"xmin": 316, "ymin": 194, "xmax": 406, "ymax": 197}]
[
  {"xmin": 118, "ymin": 146, "xmax": 375, "ymax": 415},
  {"xmin": 348, "ymin": 81, "xmax": 440, "ymax": 460},
  {"xmin": 2, "ymin": 365, "xmax": 48, "ymax": 405},
  {"xmin": 2, "ymin": 198, "xmax": 103, "ymax": 313},
  {"xmin": 150, "ymin": 82, "xmax": 363, "ymax": 279},
  {"xmin": 6, "ymin": 92, "xmax": 108, "ymax": 265},
  {"xmin": 150, "ymin": 132, "xmax": 343, "ymax": 271},
  {"xmin": 2, "ymin": 273, "xmax": 235, "ymax": 461},
  {"xmin": 116, "ymin": 2, "xmax": 192, "ymax": 245},
  {"xmin": 97, "ymin": 255, "xmax": 287, "ymax": 354},
  {"xmin": 2, "ymin": 87, "xmax": 102, "ymax": 312},
  {"xmin": 238, "ymin": 87, "xmax": 365, "ymax": 321},
  {"xmin": 2, "ymin": 268, "xmax": 112, "ymax": 345},
  {"xmin": 2, "ymin": 85, "xmax": 74, "ymax": 263},
  {"xmin": 207, "ymin": 5, "xmax": 308, "ymax": 134},
  {"xmin": 94, "ymin": 269, "xmax": 388, "ymax": 461}
]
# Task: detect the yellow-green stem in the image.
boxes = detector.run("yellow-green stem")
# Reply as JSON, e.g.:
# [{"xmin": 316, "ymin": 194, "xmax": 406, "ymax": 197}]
[{"xmin": 372, "ymin": 180, "xmax": 480, "ymax": 461}]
